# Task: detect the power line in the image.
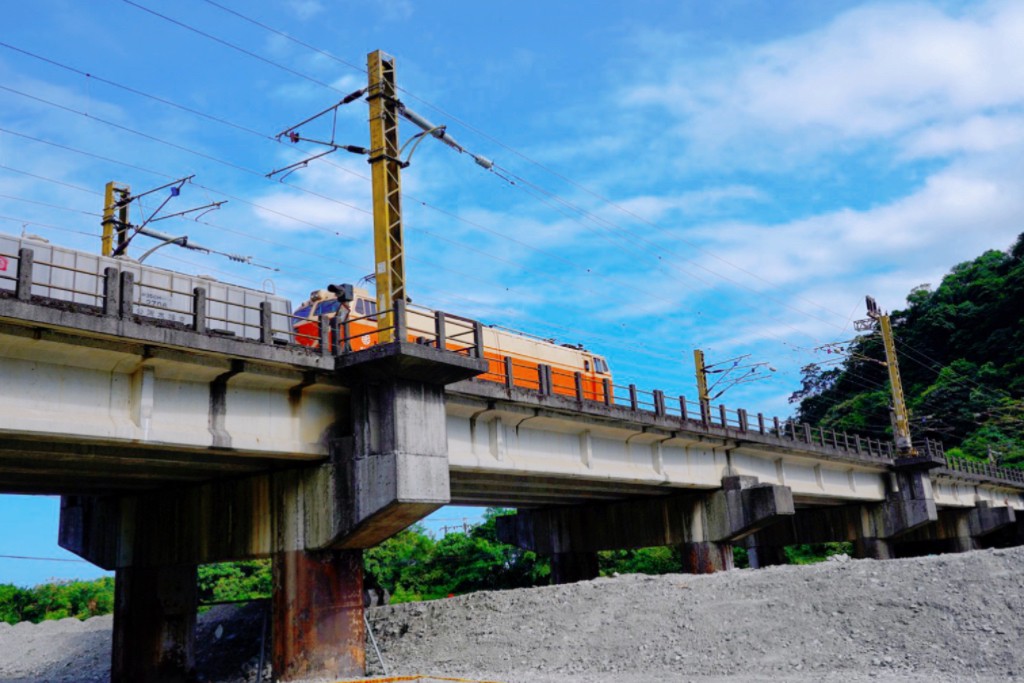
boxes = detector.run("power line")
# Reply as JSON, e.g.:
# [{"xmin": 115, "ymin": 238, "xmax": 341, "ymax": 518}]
[
  {"xmin": 0, "ymin": 85, "xmax": 372, "ymax": 227},
  {"xmin": 0, "ymin": 124, "xmax": 715, "ymax": 365},
  {"xmin": 0, "ymin": 41, "xmax": 270, "ymax": 140},
  {"xmin": 121, "ymin": 0, "xmax": 341, "ymax": 93},
  {"xmin": 0, "ymin": 553, "xmax": 87, "ymax": 563}
]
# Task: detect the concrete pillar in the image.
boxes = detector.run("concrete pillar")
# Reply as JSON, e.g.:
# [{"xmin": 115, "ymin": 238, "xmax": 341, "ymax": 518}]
[
  {"xmin": 272, "ymin": 549, "xmax": 365, "ymax": 681},
  {"xmin": 853, "ymin": 537, "xmax": 894, "ymax": 560},
  {"xmin": 550, "ymin": 551, "xmax": 600, "ymax": 584},
  {"xmin": 893, "ymin": 503, "xmax": 1015, "ymax": 557},
  {"xmin": 111, "ymin": 564, "xmax": 197, "ymax": 683},
  {"xmin": 744, "ymin": 538, "xmax": 788, "ymax": 568},
  {"xmin": 981, "ymin": 515, "xmax": 1024, "ymax": 549}
]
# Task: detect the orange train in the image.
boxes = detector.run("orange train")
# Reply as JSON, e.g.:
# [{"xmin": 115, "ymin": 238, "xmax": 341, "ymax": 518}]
[{"xmin": 293, "ymin": 284, "xmax": 612, "ymax": 401}]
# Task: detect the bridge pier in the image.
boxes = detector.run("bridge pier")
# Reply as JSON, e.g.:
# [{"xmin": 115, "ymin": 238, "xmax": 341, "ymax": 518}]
[
  {"xmin": 56, "ymin": 341, "xmax": 486, "ymax": 682},
  {"xmin": 497, "ymin": 475, "xmax": 793, "ymax": 583},
  {"xmin": 893, "ymin": 502, "xmax": 1016, "ymax": 557},
  {"xmin": 983, "ymin": 514, "xmax": 1024, "ymax": 549},
  {"xmin": 272, "ymin": 549, "xmax": 365, "ymax": 680},
  {"xmin": 551, "ymin": 551, "xmax": 601, "ymax": 583},
  {"xmin": 741, "ymin": 464, "xmax": 940, "ymax": 563},
  {"xmin": 742, "ymin": 539, "xmax": 788, "ymax": 568}
]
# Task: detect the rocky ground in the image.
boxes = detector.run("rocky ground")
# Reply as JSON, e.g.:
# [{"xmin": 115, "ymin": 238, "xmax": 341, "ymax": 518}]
[{"xmin": 2, "ymin": 547, "xmax": 1023, "ymax": 682}]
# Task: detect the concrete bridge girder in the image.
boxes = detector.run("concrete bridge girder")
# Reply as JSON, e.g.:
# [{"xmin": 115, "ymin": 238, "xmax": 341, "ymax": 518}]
[
  {"xmin": 933, "ymin": 478, "xmax": 1024, "ymax": 510},
  {"xmin": 446, "ymin": 396, "xmax": 893, "ymax": 507},
  {"xmin": 0, "ymin": 326, "xmax": 341, "ymax": 469}
]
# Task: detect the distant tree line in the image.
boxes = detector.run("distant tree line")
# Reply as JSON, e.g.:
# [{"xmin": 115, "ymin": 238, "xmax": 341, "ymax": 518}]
[
  {"xmin": 0, "ymin": 577, "xmax": 114, "ymax": 624},
  {"xmin": 1, "ymin": 510, "xmax": 855, "ymax": 624}
]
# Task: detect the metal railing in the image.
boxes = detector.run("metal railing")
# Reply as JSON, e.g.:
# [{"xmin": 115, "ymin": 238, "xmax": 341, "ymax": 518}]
[
  {"xmin": 468, "ymin": 359, "xmax": 899, "ymax": 463},
  {"xmin": 942, "ymin": 450, "xmax": 1024, "ymax": 484},
  {"xmin": 1, "ymin": 246, "xmax": 486, "ymax": 359}
]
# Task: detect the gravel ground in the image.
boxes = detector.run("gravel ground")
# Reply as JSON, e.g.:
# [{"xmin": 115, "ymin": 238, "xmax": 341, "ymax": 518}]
[{"xmin": 2, "ymin": 546, "xmax": 1023, "ymax": 682}]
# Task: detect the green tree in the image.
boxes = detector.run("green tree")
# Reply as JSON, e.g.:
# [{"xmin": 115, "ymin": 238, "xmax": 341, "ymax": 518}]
[
  {"xmin": 599, "ymin": 547, "xmax": 681, "ymax": 575},
  {"xmin": 197, "ymin": 560, "xmax": 271, "ymax": 603},
  {"xmin": 793, "ymin": 233, "xmax": 1024, "ymax": 469}
]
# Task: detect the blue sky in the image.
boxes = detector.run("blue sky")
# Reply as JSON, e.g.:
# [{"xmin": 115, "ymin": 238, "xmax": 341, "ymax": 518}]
[{"xmin": 2, "ymin": 0, "xmax": 1023, "ymax": 586}]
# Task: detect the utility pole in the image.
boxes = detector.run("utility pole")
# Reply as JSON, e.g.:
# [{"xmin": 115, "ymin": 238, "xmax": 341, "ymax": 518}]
[
  {"xmin": 861, "ymin": 296, "xmax": 917, "ymax": 457},
  {"xmin": 366, "ymin": 50, "xmax": 405, "ymax": 344},
  {"xmin": 694, "ymin": 349, "xmax": 711, "ymax": 423},
  {"xmin": 101, "ymin": 182, "xmax": 131, "ymax": 257}
]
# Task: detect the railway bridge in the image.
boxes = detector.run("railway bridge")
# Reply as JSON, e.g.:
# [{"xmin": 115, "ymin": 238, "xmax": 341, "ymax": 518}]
[{"xmin": 1, "ymin": 245, "xmax": 1023, "ymax": 682}]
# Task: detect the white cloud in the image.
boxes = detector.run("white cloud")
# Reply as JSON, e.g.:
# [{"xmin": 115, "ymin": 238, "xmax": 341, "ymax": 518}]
[
  {"xmin": 901, "ymin": 114, "xmax": 1024, "ymax": 158},
  {"xmin": 626, "ymin": 1, "xmax": 1024, "ymax": 154},
  {"xmin": 685, "ymin": 156, "xmax": 1023, "ymax": 290},
  {"xmin": 287, "ymin": 0, "xmax": 324, "ymax": 21}
]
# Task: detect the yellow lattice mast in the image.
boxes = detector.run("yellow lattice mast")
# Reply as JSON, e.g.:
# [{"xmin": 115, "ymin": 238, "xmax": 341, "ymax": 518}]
[
  {"xmin": 366, "ymin": 50, "xmax": 405, "ymax": 343},
  {"xmin": 101, "ymin": 182, "xmax": 131, "ymax": 257},
  {"xmin": 863, "ymin": 296, "xmax": 917, "ymax": 457}
]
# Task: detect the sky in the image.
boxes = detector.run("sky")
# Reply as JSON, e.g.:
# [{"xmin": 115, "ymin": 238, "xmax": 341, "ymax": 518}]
[{"xmin": 2, "ymin": 0, "xmax": 1023, "ymax": 586}]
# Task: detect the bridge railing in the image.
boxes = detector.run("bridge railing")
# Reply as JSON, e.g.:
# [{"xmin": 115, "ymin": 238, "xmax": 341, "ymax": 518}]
[
  {"xmin": 942, "ymin": 450, "xmax": 1024, "ymax": 485},
  {"xmin": 1, "ymin": 245, "xmax": 486, "ymax": 357},
  {"xmin": 480, "ymin": 361, "xmax": 898, "ymax": 462}
]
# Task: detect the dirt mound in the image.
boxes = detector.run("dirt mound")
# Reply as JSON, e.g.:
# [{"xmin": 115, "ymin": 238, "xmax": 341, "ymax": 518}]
[{"xmin": 2, "ymin": 547, "xmax": 1022, "ymax": 682}]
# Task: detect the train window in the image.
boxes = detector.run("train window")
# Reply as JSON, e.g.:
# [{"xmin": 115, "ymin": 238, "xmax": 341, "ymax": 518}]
[
  {"xmin": 316, "ymin": 299, "xmax": 341, "ymax": 316},
  {"xmin": 355, "ymin": 299, "xmax": 378, "ymax": 319},
  {"xmin": 594, "ymin": 358, "xmax": 609, "ymax": 374},
  {"xmin": 584, "ymin": 360, "xmax": 591, "ymax": 372}
]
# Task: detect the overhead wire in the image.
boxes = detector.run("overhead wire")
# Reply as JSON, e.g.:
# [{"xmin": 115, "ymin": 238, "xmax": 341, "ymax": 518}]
[
  {"xmin": 0, "ymin": 34, "xmax": 899, "ymax": 422},
  {"xmin": 0, "ymin": 153, "xmax": 666, "ymax": 361},
  {"xmin": 0, "ymin": 40, "xmax": 271, "ymax": 141},
  {"xmin": 110, "ymin": 3, "xmax": 872, "ymax": 368},
  {"xmin": 121, "ymin": 8, "xmax": 1024, "ymax": 433},
  {"xmin": 122, "ymin": 0, "xmax": 1003, "ymax": 428},
  {"xmin": 56, "ymin": 42, "xmax": 716, "ymax": 313},
  {"xmin": 0, "ymin": 52, "xmax": 730, "ymax": 349}
]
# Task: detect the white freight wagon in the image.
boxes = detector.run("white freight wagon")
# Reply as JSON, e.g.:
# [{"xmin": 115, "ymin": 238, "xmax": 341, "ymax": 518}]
[{"xmin": 0, "ymin": 232, "xmax": 292, "ymax": 343}]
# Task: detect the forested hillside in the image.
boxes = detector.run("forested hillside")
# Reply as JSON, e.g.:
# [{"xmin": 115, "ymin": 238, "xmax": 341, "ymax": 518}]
[{"xmin": 791, "ymin": 233, "xmax": 1024, "ymax": 468}]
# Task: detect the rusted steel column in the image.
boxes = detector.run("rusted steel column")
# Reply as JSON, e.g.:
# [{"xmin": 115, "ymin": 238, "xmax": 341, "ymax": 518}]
[
  {"xmin": 111, "ymin": 564, "xmax": 197, "ymax": 683},
  {"xmin": 678, "ymin": 541, "xmax": 734, "ymax": 574},
  {"xmin": 273, "ymin": 549, "xmax": 365, "ymax": 681}
]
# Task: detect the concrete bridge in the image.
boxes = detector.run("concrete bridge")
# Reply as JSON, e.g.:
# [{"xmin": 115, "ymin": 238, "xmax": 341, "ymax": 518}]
[{"xmin": 2, "ymin": 246, "xmax": 1023, "ymax": 681}]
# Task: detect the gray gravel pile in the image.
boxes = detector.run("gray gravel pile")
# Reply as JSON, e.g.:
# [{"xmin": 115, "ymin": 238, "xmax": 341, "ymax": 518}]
[
  {"xmin": 1, "ymin": 546, "xmax": 1022, "ymax": 682},
  {"xmin": 366, "ymin": 547, "xmax": 1024, "ymax": 683}
]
